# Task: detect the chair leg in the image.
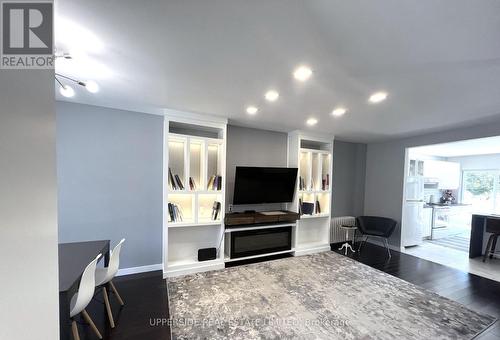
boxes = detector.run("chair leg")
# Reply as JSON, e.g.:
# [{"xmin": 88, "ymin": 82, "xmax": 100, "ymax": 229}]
[
  {"xmin": 109, "ymin": 280, "xmax": 125, "ymax": 306},
  {"xmin": 71, "ymin": 320, "xmax": 80, "ymax": 340},
  {"xmin": 383, "ymin": 238, "xmax": 391, "ymax": 258},
  {"xmin": 490, "ymin": 234, "xmax": 499, "ymax": 259},
  {"xmin": 81, "ymin": 309, "xmax": 103, "ymax": 339},
  {"xmin": 358, "ymin": 235, "xmax": 367, "ymax": 252},
  {"xmin": 103, "ymin": 286, "xmax": 115, "ymax": 328},
  {"xmin": 483, "ymin": 234, "xmax": 494, "ymax": 262}
]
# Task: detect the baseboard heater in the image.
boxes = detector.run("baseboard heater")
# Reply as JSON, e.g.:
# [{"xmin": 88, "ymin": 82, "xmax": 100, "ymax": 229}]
[{"xmin": 230, "ymin": 226, "xmax": 292, "ymax": 259}]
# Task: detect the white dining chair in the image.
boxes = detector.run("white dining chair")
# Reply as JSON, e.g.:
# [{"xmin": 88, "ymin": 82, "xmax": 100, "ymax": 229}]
[
  {"xmin": 95, "ymin": 238, "xmax": 125, "ymax": 328},
  {"xmin": 70, "ymin": 253, "xmax": 103, "ymax": 340}
]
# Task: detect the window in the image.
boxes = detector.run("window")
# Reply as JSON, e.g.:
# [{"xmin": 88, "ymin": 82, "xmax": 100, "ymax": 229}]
[{"xmin": 461, "ymin": 170, "xmax": 500, "ymax": 213}]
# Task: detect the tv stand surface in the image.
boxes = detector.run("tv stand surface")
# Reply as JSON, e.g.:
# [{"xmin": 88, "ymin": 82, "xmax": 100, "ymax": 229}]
[{"xmin": 224, "ymin": 210, "xmax": 300, "ymax": 227}]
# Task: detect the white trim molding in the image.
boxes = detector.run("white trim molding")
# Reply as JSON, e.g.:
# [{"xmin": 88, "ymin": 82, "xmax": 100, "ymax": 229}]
[{"xmin": 117, "ymin": 263, "xmax": 163, "ymax": 277}]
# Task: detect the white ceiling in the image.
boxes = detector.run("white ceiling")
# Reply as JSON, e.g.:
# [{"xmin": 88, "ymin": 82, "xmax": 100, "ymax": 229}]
[
  {"xmin": 55, "ymin": 0, "xmax": 500, "ymax": 143},
  {"xmin": 411, "ymin": 136, "xmax": 500, "ymax": 158}
]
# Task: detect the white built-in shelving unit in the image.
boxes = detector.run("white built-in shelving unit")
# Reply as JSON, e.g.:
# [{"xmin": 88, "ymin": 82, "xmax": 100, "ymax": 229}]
[
  {"xmin": 163, "ymin": 110, "xmax": 227, "ymax": 278},
  {"xmin": 288, "ymin": 131, "xmax": 334, "ymax": 256}
]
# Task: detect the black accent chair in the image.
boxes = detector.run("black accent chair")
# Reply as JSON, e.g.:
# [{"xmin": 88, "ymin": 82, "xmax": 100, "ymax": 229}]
[{"xmin": 356, "ymin": 216, "xmax": 397, "ymax": 257}]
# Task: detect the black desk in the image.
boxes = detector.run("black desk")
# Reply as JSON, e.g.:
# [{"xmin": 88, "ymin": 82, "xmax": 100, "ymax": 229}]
[
  {"xmin": 470, "ymin": 214, "xmax": 500, "ymax": 258},
  {"xmin": 59, "ymin": 240, "xmax": 110, "ymax": 340}
]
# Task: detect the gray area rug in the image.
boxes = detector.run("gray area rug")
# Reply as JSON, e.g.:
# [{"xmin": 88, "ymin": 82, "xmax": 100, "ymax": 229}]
[{"xmin": 167, "ymin": 252, "xmax": 496, "ymax": 339}]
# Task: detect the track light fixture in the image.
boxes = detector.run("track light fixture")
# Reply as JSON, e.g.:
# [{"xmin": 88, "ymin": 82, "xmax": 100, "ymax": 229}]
[{"xmin": 55, "ymin": 73, "xmax": 99, "ymax": 97}]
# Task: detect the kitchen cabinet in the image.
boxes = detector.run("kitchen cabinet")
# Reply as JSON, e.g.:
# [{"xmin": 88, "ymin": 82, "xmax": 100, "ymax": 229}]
[
  {"xmin": 409, "ymin": 159, "xmax": 424, "ymax": 177},
  {"xmin": 423, "ymin": 160, "xmax": 461, "ymax": 189}
]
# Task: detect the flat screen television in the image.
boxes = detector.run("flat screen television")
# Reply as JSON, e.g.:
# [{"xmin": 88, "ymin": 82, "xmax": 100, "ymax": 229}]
[{"xmin": 233, "ymin": 166, "xmax": 298, "ymax": 205}]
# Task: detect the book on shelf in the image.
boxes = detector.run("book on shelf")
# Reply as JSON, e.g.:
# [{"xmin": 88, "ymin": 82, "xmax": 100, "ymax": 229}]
[
  {"xmin": 168, "ymin": 202, "xmax": 184, "ymax": 222},
  {"xmin": 315, "ymin": 200, "xmax": 321, "ymax": 214},
  {"xmin": 299, "ymin": 176, "xmax": 306, "ymax": 191},
  {"xmin": 211, "ymin": 201, "xmax": 221, "ymax": 220},
  {"xmin": 174, "ymin": 174, "xmax": 185, "ymax": 190},
  {"xmin": 321, "ymin": 174, "xmax": 330, "ymax": 191},
  {"xmin": 207, "ymin": 175, "xmax": 222, "ymax": 191},
  {"xmin": 168, "ymin": 168, "xmax": 176, "ymax": 190},
  {"xmin": 298, "ymin": 198, "xmax": 303, "ymax": 215},
  {"xmin": 168, "ymin": 168, "xmax": 185, "ymax": 190},
  {"xmin": 189, "ymin": 177, "xmax": 197, "ymax": 191}
]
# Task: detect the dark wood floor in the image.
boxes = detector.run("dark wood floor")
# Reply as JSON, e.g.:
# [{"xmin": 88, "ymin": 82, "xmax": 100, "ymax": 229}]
[
  {"xmin": 74, "ymin": 243, "xmax": 500, "ymax": 339},
  {"xmin": 75, "ymin": 270, "xmax": 171, "ymax": 340},
  {"xmin": 333, "ymin": 242, "xmax": 500, "ymax": 339}
]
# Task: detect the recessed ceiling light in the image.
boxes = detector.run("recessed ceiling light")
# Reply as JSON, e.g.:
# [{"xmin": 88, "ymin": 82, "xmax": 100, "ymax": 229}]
[
  {"xmin": 293, "ymin": 66, "xmax": 312, "ymax": 82},
  {"xmin": 369, "ymin": 91, "xmax": 388, "ymax": 103},
  {"xmin": 246, "ymin": 106, "xmax": 258, "ymax": 115},
  {"xmin": 85, "ymin": 80, "xmax": 99, "ymax": 93},
  {"xmin": 332, "ymin": 107, "xmax": 347, "ymax": 117},
  {"xmin": 59, "ymin": 85, "xmax": 75, "ymax": 98},
  {"xmin": 265, "ymin": 90, "xmax": 279, "ymax": 102},
  {"xmin": 306, "ymin": 118, "xmax": 318, "ymax": 126}
]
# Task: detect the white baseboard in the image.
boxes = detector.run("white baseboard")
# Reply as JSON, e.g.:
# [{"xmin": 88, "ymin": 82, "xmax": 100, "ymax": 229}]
[{"xmin": 117, "ymin": 263, "xmax": 163, "ymax": 276}]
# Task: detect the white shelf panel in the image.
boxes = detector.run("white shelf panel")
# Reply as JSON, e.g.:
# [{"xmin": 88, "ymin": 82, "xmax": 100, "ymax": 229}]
[
  {"xmin": 300, "ymin": 213, "xmax": 330, "ymax": 219},
  {"xmin": 197, "ymin": 220, "xmax": 222, "ymax": 226},
  {"xmin": 167, "ymin": 190, "xmax": 192, "ymax": 194},
  {"xmin": 224, "ymin": 249, "xmax": 295, "ymax": 263},
  {"xmin": 225, "ymin": 223, "xmax": 296, "ymax": 233},
  {"xmin": 300, "ymin": 148, "xmax": 331, "ymax": 155},
  {"xmin": 167, "ymin": 190, "xmax": 223, "ymax": 195},
  {"xmin": 167, "ymin": 220, "xmax": 196, "ymax": 227},
  {"xmin": 168, "ymin": 221, "xmax": 222, "ymax": 228},
  {"xmin": 299, "ymin": 190, "xmax": 331, "ymax": 194}
]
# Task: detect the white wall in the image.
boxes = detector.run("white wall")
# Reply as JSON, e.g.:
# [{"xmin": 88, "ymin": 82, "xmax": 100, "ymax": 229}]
[
  {"xmin": 0, "ymin": 71, "xmax": 58, "ymax": 339},
  {"xmin": 448, "ymin": 154, "xmax": 500, "ymax": 170},
  {"xmin": 364, "ymin": 120, "xmax": 500, "ymax": 248}
]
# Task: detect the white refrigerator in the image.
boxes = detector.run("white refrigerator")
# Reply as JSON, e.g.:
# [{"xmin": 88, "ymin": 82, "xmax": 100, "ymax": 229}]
[{"xmin": 402, "ymin": 176, "xmax": 424, "ymax": 247}]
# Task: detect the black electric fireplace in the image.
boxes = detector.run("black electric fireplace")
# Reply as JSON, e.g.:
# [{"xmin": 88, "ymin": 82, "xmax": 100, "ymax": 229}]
[{"xmin": 230, "ymin": 226, "xmax": 292, "ymax": 259}]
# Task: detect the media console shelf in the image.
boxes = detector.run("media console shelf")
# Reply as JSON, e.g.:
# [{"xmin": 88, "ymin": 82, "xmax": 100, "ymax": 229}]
[
  {"xmin": 287, "ymin": 131, "xmax": 334, "ymax": 256},
  {"xmin": 224, "ymin": 211, "xmax": 300, "ymax": 226},
  {"xmin": 224, "ymin": 212, "xmax": 299, "ymax": 263}
]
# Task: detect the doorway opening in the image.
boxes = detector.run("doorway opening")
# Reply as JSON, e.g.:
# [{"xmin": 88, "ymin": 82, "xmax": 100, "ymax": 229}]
[{"xmin": 401, "ymin": 136, "xmax": 500, "ymax": 282}]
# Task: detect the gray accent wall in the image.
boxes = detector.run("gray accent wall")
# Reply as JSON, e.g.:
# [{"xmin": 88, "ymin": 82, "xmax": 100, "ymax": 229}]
[
  {"xmin": 364, "ymin": 120, "xmax": 500, "ymax": 248},
  {"xmin": 225, "ymin": 125, "xmax": 288, "ymax": 211},
  {"xmin": 57, "ymin": 101, "xmax": 163, "ymax": 268},
  {"xmin": 332, "ymin": 141, "xmax": 367, "ymax": 217}
]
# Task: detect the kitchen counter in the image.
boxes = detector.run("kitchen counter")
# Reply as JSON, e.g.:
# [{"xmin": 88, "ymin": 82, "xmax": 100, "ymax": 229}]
[
  {"xmin": 424, "ymin": 203, "xmax": 471, "ymax": 208},
  {"xmin": 470, "ymin": 214, "xmax": 500, "ymax": 259}
]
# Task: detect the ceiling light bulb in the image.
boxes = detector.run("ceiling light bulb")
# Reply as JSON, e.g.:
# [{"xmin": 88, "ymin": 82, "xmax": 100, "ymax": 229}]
[
  {"xmin": 59, "ymin": 85, "xmax": 75, "ymax": 98},
  {"xmin": 369, "ymin": 91, "xmax": 388, "ymax": 103},
  {"xmin": 293, "ymin": 66, "xmax": 312, "ymax": 81},
  {"xmin": 306, "ymin": 118, "xmax": 318, "ymax": 126},
  {"xmin": 332, "ymin": 107, "xmax": 347, "ymax": 117},
  {"xmin": 85, "ymin": 80, "xmax": 99, "ymax": 93},
  {"xmin": 265, "ymin": 90, "xmax": 279, "ymax": 102},
  {"xmin": 246, "ymin": 106, "xmax": 258, "ymax": 115}
]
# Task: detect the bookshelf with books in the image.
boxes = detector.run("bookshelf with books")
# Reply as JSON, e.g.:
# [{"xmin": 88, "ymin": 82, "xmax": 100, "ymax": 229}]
[
  {"xmin": 164, "ymin": 111, "xmax": 227, "ymax": 277},
  {"xmin": 287, "ymin": 131, "xmax": 333, "ymax": 256}
]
